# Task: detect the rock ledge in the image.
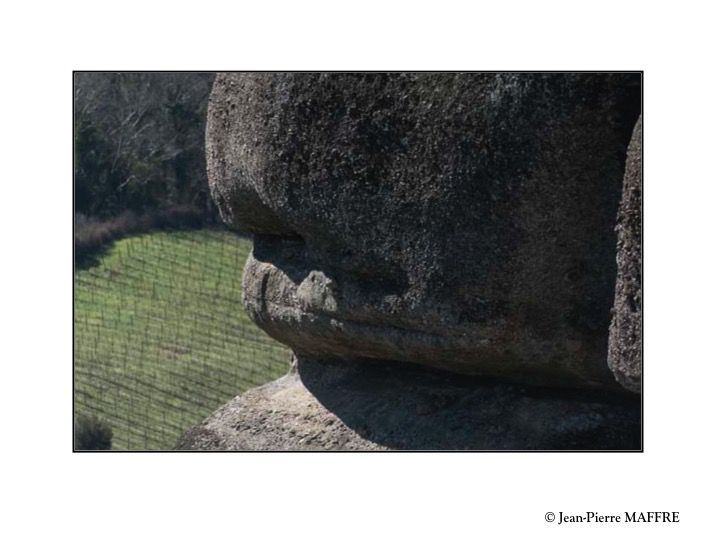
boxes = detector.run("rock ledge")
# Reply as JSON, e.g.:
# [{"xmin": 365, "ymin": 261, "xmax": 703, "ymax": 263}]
[{"xmin": 177, "ymin": 356, "xmax": 640, "ymax": 451}]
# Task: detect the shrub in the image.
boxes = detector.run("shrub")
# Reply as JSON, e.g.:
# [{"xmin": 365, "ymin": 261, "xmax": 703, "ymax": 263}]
[
  {"xmin": 74, "ymin": 413, "xmax": 113, "ymax": 450},
  {"xmin": 74, "ymin": 205, "xmax": 206, "ymax": 264}
]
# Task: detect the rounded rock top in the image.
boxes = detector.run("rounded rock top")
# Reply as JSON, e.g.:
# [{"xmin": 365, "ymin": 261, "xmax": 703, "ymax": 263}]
[{"xmin": 208, "ymin": 72, "xmax": 641, "ymax": 389}]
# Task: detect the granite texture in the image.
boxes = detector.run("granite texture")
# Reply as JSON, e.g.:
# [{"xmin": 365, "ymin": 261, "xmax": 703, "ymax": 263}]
[
  {"xmin": 207, "ymin": 73, "xmax": 640, "ymax": 388},
  {"xmin": 177, "ymin": 356, "xmax": 641, "ymax": 451},
  {"xmin": 608, "ymin": 116, "xmax": 642, "ymax": 392}
]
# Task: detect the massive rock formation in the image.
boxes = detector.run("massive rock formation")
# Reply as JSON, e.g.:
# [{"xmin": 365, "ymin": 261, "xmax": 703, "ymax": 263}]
[
  {"xmin": 207, "ymin": 73, "xmax": 640, "ymax": 388},
  {"xmin": 177, "ymin": 355, "xmax": 641, "ymax": 451},
  {"xmin": 608, "ymin": 117, "xmax": 642, "ymax": 392},
  {"xmin": 180, "ymin": 73, "xmax": 643, "ymax": 451}
]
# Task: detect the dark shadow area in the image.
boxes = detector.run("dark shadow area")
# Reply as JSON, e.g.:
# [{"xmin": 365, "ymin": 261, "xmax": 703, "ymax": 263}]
[
  {"xmin": 75, "ymin": 242, "xmax": 114, "ymax": 271},
  {"xmin": 297, "ymin": 356, "xmax": 640, "ymax": 450},
  {"xmin": 252, "ymin": 233, "xmax": 410, "ymax": 297},
  {"xmin": 252, "ymin": 234, "xmax": 310, "ymax": 285}
]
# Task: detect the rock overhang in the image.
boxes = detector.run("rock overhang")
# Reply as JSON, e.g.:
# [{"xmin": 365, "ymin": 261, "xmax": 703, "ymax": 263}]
[{"xmin": 207, "ymin": 72, "xmax": 641, "ymax": 390}]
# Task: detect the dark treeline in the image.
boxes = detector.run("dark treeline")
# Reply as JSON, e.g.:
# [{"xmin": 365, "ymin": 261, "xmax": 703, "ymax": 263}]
[{"xmin": 74, "ymin": 72, "xmax": 216, "ymax": 222}]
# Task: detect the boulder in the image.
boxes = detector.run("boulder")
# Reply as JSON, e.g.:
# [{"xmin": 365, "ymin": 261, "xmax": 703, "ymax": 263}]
[
  {"xmin": 207, "ymin": 73, "xmax": 641, "ymax": 389},
  {"xmin": 608, "ymin": 117, "xmax": 642, "ymax": 392},
  {"xmin": 176, "ymin": 356, "xmax": 641, "ymax": 450}
]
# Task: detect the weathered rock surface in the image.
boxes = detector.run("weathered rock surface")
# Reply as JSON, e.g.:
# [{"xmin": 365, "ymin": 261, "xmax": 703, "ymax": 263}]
[
  {"xmin": 608, "ymin": 117, "xmax": 642, "ymax": 392},
  {"xmin": 176, "ymin": 356, "xmax": 641, "ymax": 450},
  {"xmin": 207, "ymin": 73, "xmax": 641, "ymax": 388}
]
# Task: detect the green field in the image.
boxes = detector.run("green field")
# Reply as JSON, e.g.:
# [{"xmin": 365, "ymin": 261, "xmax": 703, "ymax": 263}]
[{"xmin": 74, "ymin": 229, "xmax": 291, "ymax": 450}]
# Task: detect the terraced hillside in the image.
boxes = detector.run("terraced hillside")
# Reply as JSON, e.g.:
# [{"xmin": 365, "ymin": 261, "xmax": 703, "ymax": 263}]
[{"xmin": 74, "ymin": 230, "xmax": 291, "ymax": 450}]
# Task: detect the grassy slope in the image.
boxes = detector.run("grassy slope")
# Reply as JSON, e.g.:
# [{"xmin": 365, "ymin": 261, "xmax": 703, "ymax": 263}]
[{"xmin": 74, "ymin": 230, "xmax": 291, "ymax": 450}]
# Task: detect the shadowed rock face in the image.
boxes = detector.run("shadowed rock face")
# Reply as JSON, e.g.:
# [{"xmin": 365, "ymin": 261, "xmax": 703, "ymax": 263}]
[
  {"xmin": 208, "ymin": 73, "xmax": 640, "ymax": 389},
  {"xmin": 176, "ymin": 356, "xmax": 641, "ymax": 451},
  {"xmin": 608, "ymin": 117, "xmax": 642, "ymax": 392}
]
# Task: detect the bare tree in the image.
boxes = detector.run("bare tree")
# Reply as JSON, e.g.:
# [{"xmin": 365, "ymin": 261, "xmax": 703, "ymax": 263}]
[{"xmin": 74, "ymin": 72, "xmax": 215, "ymax": 218}]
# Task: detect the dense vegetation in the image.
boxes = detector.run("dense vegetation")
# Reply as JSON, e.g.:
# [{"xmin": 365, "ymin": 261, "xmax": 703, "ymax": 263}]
[
  {"xmin": 74, "ymin": 72, "xmax": 215, "ymax": 221},
  {"xmin": 74, "ymin": 413, "xmax": 114, "ymax": 450},
  {"xmin": 74, "ymin": 230, "xmax": 291, "ymax": 450}
]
